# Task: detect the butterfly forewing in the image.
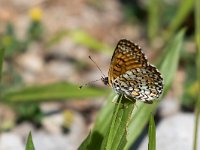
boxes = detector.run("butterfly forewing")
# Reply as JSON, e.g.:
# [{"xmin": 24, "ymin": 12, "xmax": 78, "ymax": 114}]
[
  {"xmin": 108, "ymin": 39, "xmax": 148, "ymax": 85},
  {"xmin": 108, "ymin": 39, "xmax": 163, "ymax": 103}
]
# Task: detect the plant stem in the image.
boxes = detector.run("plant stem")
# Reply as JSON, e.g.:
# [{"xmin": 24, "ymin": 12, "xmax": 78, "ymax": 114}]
[{"xmin": 194, "ymin": 0, "xmax": 200, "ymax": 149}]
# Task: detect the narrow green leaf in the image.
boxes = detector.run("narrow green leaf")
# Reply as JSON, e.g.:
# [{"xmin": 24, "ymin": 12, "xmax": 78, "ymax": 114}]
[
  {"xmin": 148, "ymin": 115, "xmax": 156, "ymax": 150},
  {"xmin": 194, "ymin": 0, "xmax": 200, "ymax": 149},
  {"xmin": 47, "ymin": 29, "xmax": 112, "ymax": 54},
  {"xmin": 78, "ymin": 93, "xmax": 115, "ymax": 150},
  {"xmin": 69, "ymin": 30, "xmax": 112, "ymax": 54},
  {"xmin": 147, "ymin": 0, "xmax": 160, "ymax": 42},
  {"xmin": 125, "ymin": 29, "xmax": 185, "ymax": 149},
  {"xmin": 101, "ymin": 95, "xmax": 123, "ymax": 150},
  {"xmin": 0, "ymin": 48, "xmax": 5, "ymax": 82},
  {"xmin": 101, "ymin": 96, "xmax": 134, "ymax": 150},
  {"xmin": 25, "ymin": 132, "xmax": 35, "ymax": 150},
  {"xmin": 1, "ymin": 82, "xmax": 109, "ymax": 102},
  {"xmin": 79, "ymin": 95, "xmax": 134, "ymax": 150},
  {"xmin": 46, "ymin": 30, "xmax": 68, "ymax": 47},
  {"xmin": 164, "ymin": 0, "xmax": 193, "ymax": 39}
]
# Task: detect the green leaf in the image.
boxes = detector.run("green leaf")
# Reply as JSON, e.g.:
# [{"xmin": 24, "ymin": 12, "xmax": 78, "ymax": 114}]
[
  {"xmin": 46, "ymin": 30, "xmax": 68, "ymax": 47},
  {"xmin": 147, "ymin": 0, "xmax": 161, "ymax": 42},
  {"xmin": 1, "ymin": 82, "xmax": 109, "ymax": 102},
  {"xmin": 0, "ymin": 48, "xmax": 5, "ymax": 82},
  {"xmin": 193, "ymin": 0, "xmax": 200, "ymax": 149},
  {"xmin": 47, "ymin": 29, "xmax": 112, "ymax": 54},
  {"xmin": 78, "ymin": 95, "xmax": 135, "ymax": 150},
  {"xmin": 25, "ymin": 132, "xmax": 35, "ymax": 150},
  {"xmin": 78, "ymin": 93, "xmax": 115, "ymax": 150},
  {"xmin": 164, "ymin": 0, "xmax": 193, "ymax": 39},
  {"xmin": 148, "ymin": 115, "xmax": 156, "ymax": 150},
  {"xmin": 69, "ymin": 30, "xmax": 112, "ymax": 54},
  {"xmin": 101, "ymin": 96, "xmax": 134, "ymax": 150},
  {"xmin": 2, "ymin": 23, "xmax": 23, "ymax": 57}
]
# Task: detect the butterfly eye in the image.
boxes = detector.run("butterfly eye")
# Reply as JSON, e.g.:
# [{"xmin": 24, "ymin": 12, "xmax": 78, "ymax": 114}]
[{"xmin": 101, "ymin": 77, "xmax": 109, "ymax": 85}]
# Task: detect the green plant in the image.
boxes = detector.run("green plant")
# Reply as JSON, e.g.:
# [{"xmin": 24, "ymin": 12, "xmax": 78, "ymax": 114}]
[
  {"xmin": 25, "ymin": 132, "xmax": 35, "ymax": 150},
  {"xmin": 148, "ymin": 115, "xmax": 156, "ymax": 150},
  {"xmin": 193, "ymin": 0, "xmax": 200, "ymax": 149}
]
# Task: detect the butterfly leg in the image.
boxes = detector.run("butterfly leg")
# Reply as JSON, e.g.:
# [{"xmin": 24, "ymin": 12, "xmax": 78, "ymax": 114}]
[
  {"xmin": 144, "ymin": 100, "xmax": 153, "ymax": 104},
  {"xmin": 112, "ymin": 94, "xmax": 119, "ymax": 104},
  {"xmin": 112, "ymin": 94, "xmax": 138, "ymax": 108},
  {"xmin": 112, "ymin": 95, "xmax": 128, "ymax": 108},
  {"xmin": 124, "ymin": 95, "xmax": 136, "ymax": 103}
]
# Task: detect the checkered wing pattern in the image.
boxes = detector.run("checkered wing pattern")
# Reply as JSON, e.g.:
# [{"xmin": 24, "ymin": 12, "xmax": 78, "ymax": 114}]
[{"xmin": 108, "ymin": 39, "xmax": 163, "ymax": 103}]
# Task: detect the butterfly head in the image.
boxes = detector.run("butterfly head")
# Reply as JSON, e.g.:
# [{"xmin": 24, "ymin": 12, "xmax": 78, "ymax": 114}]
[{"xmin": 101, "ymin": 77, "xmax": 109, "ymax": 85}]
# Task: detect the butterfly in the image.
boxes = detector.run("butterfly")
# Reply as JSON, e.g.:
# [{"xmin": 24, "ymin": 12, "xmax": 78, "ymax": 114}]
[{"xmin": 101, "ymin": 39, "xmax": 163, "ymax": 104}]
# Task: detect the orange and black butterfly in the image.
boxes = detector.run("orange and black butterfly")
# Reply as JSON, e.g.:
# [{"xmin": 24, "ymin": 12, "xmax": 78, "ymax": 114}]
[{"xmin": 101, "ymin": 39, "xmax": 163, "ymax": 104}]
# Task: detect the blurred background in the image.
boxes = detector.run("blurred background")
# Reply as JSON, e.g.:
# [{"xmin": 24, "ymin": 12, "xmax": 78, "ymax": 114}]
[{"xmin": 0, "ymin": 0, "xmax": 199, "ymax": 150}]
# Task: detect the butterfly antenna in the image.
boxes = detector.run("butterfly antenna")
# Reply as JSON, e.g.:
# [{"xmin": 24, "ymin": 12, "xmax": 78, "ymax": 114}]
[
  {"xmin": 88, "ymin": 56, "xmax": 106, "ymax": 78},
  {"xmin": 79, "ymin": 79, "xmax": 102, "ymax": 89}
]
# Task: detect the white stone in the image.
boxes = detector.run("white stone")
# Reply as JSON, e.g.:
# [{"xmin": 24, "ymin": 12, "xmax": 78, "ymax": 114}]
[
  {"xmin": 159, "ymin": 97, "xmax": 180, "ymax": 117},
  {"xmin": 138, "ymin": 113, "xmax": 200, "ymax": 150},
  {"xmin": 42, "ymin": 114, "xmax": 64, "ymax": 134},
  {"xmin": 34, "ymin": 112, "xmax": 86, "ymax": 150},
  {"xmin": 0, "ymin": 133, "xmax": 24, "ymax": 150}
]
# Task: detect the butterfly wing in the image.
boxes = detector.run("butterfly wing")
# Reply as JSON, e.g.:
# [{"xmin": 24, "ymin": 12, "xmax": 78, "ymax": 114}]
[
  {"xmin": 108, "ymin": 39, "xmax": 148, "ymax": 86},
  {"xmin": 112, "ymin": 65, "xmax": 163, "ymax": 103}
]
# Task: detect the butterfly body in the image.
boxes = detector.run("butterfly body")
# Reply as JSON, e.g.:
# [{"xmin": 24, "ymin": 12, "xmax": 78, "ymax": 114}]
[{"xmin": 103, "ymin": 39, "xmax": 163, "ymax": 103}]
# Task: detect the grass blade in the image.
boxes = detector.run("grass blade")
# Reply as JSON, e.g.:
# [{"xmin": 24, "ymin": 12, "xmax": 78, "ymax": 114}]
[
  {"xmin": 148, "ymin": 115, "xmax": 156, "ymax": 150},
  {"xmin": 1, "ymin": 82, "xmax": 109, "ymax": 102},
  {"xmin": 25, "ymin": 132, "xmax": 35, "ymax": 150},
  {"xmin": 78, "ymin": 95, "xmax": 134, "ymax": 150},
  {"xmin": 101, "ymin": 95, "xmax": 123, "ymax": 150},
  {"xmin": 164, "ymin": 0, "xmax": 193, "ymax": 40},
  {"xmin": 78, "ymin": 94, "xmax": 115, "ymax": 150},
  {"xmin": 100, "ymin": 96, "xmax": 135, "ymax": 150},
  {"xmin": 193, "ymin": 0, "xmax": 200, "ymax": 149},
  {"xmin": 69, "ymin": 30, "xmax": 112, "ymax": 54},
  {"xmin": 0, "ymin": 48, "xmax": 5, "ymax": 82},
  {"xmin": 147, "ymin": 0, "xmax": 160, "ymax": 42}
]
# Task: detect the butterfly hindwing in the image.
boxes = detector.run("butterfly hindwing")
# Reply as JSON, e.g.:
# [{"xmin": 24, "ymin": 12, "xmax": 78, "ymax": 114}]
[{"xmin": 111, "ymin": 65, "xmax": 163, "ymax": 103}]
